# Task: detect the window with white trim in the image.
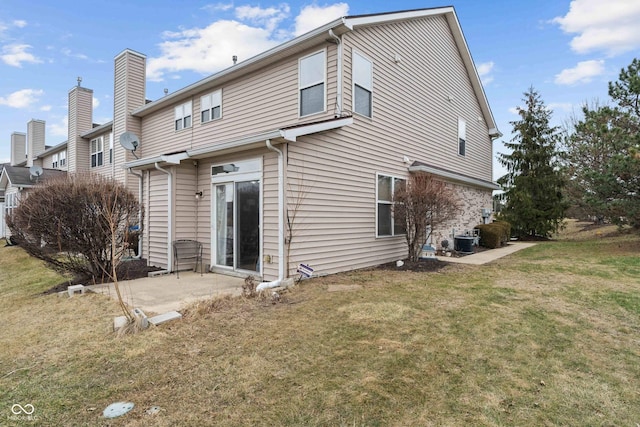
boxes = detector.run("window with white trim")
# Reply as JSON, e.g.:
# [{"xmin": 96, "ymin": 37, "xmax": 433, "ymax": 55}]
[
  {"xmin": 299, "ymin": 50, "xmax": 325, "ymax": 117},
  {"xmin": 353, "ymin": 51, "xmax": 373, "ymax": 117},
  {"xmin": 201, "ymin": 90, "xmax": 222, "ymax": 123},
  {"xmin": 91, "ymin": 137, "xmax": 104, "ymax": 168},
  {"xmin": 376, "ymin": 174, "xmax": 406, "ymax": 237},
  {"xmin": 52, "ymin": 153, "xmax": 59, "ymax": 169},
  {"xmin": 59, "ymin": 150, "xmax": 66, "ymax": 167},
  {"xmin": 458, "ymin": 117, "xmax": 466, "ymax": 156},
  {"xmin": 109, "ymin": 133, "xmax": 113, "ymax": 164},
  {"xmin": 175, "ymin": 101, "xmax": 192, "ymax": 131},
  {"xmin": 6, "ymin": 192, "xmax": 17, "ymax": 217}
]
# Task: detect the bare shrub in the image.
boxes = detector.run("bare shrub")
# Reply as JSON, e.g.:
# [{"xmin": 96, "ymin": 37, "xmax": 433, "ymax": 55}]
[
  {"xmin": 6, "ymin": 173, "xmax": 142, "ymax": 284},
  {"xmin": 393, "ymin": 172, "xmax": 460, "ymax": 262},
  {"xmin": 242, "ymin": 275, "xmax": 258, "ymax": 298}
]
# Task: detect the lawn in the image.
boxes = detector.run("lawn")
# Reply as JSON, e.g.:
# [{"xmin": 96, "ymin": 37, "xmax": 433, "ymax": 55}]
[{"xmin": 1, "ymin": 221, "xmax": 640, "ymax": 426}]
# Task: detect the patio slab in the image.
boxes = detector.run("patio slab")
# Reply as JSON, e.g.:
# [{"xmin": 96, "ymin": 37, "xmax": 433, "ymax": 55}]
[{"xmin": 86, "ymin": 271, "xmax": 244, "ymax": 314}]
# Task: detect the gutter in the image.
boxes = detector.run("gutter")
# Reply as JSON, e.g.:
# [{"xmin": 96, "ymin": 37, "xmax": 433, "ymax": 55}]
[
  {"xmin": 154, "ymin": 163, "xmax": 173, "ymax": 271},
  {"xmin": 328, "ymin": 29, "xmax": 343, "ymax": 116}
]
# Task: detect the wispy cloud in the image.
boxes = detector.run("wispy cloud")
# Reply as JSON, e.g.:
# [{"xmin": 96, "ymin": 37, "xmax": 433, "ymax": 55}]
[
  {"xmin": 1, "ymin": 43, "xmax": 42, "ymax": 67},
  {"xmin": 49, "ymin": 115, "xmax": 68, "ymax": 138},
  {"xmin": 147, "ymin": 2, "xmax": 348, "ymax": 81},
  {"xmin": 294, "ymin": 3, "xmax": 348, "ymax": 36},
  {"xmin": 0, "ymin": 88, "xmax": 44, "ymax": 108},
  {"xmin": 554, "ymin": 59, "xmax": 605, "ymax": 85},
  {"xmin": 476, "ymin": 61, "xmax": 495, "ymax": 85},
  {"xmin": 552, "ymin": 0, "xmax": 640, "ymax": 55}
]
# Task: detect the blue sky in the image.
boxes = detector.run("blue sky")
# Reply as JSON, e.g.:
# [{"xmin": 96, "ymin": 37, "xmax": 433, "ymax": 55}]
[{"xmin": 1, "ymin": 0, "xmax": 639, "ymax": 181}]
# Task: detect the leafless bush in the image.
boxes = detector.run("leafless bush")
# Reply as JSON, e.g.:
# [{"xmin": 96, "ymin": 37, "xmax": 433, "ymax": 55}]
[
  {"xmin": 6, "ymin": 173, "xmax": 142, "ymax": 284},
  {"xmin": 393, "ymin": 172, "xmax": 460, "ymax": 262},
  {"xmin": 242, "ymin": 275, "xmax": 258, "ymax": 298}
]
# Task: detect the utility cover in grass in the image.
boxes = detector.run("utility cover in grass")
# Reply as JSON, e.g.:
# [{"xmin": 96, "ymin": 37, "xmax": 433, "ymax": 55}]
[{"xmin": 103, "ymin": 402, "xmax": 134, "ymax": 418}]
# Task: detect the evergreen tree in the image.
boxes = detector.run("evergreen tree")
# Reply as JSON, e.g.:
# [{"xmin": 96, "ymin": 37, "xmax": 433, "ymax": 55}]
[{"xmin": 498, "ymin": 87, "xmax": 567, "ymax": 238}]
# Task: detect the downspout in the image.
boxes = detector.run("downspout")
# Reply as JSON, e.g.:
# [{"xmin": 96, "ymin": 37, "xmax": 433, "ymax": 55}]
[
  {"xmin": 128, "ymin": 168, "xmax": 143, "ymax": 259},
  {"xmin": 155, "ymin": 162, "xmax": 173, "ymax": 272},
  {"xmin": 257, "ymin": 139, "xmax": 285, "ymax": 291},
  {"xmin": 328, "ymin": 29, "xmax": 343, "ymax": 117}
]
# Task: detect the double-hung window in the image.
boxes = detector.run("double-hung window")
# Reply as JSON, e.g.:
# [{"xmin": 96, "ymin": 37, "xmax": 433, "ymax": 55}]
[
  {"xmin": 175, "ymin": 101, "xmax": 192, "ymax": 131},
  {"xmin": 91, "ymin": 137, "xmax": 104, "ymax": 168},
  {"xmin": 52, "ymin": 153, "xmax": 59, "ymax": 169},
  {"xmin": 458, "ymin": 117, "xmax": 466, "ymax": 156},
  {"xmin": 376, "ymin": 174, "xmax": 406, "ymax": 237},
  {"xmin": 59, "ymin": 150, "xmax": 66, "ymax": 167},
  {"xmin": 201, "ymin": 90, "xmax": 222, "ymax": 123},
  {"xmin": 299, "ymin": 50, "xmax": 325, "ymax": 117},
  {"xmin": 353, "ymin": 51, "xmax": 373, "ymax": 117}
]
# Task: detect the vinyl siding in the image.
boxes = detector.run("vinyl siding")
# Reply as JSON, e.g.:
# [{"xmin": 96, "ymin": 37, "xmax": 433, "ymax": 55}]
[
  {"xmin": 68, "ymin": 87, "xmax": 93, "ymax": 173},
  {"xmin": 138, "ymin": 44, "xmax": 338, "ymax": 159},
  {"xmin": 147, "ymin": 169, "xmax": 170, "ymax": 268},
  {"xmin": 342, "ymin": 15, "xmax": 493, "ymax": 182}
]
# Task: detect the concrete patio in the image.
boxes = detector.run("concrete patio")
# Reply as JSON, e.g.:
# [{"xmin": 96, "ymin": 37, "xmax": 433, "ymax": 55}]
[
  {"xmin": 436, "ymin": 241, "xmax": 536, "ymax": 265},
  {"xmin": 86, "ymin": 271, "xmax": 245, "ymax": 314}
]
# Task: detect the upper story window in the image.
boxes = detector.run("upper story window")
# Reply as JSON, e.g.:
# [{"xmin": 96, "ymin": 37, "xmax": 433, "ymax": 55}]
[
  {"xmin": 299, "ymin": 50, "xmax": 325, "ymax": 117},
  {"xmin": 91, "ymin": 137, "xmax": 104, "ymax": 168},
  {"xmin": 201, "ymin": 90, "xmax": 222, "ymax": 123},
  {"xmin": 376, "ymin": 173, "xmax": 406, "ymax": 237},
  {"xmin": 175, "ymin": 101, "xmax": 192, "ymax": 131},
  {"xmin": 52, "ymin": 153, "xmax": 59, "ymax": 169},
  {"xmin": 59, "ymin": 150, "xmax": 66, "ymax": 167},
  {"xmin": 458, "ymin": 117, "xmax": 466, "ymax": 156},
  {"xmin": 353, "ymin": 51, "xmax": 373, "ymax": 118}
]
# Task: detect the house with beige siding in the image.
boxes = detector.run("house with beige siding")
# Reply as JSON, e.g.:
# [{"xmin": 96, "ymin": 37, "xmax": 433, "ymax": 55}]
[{"xmin": 3, "ymin": 7, "xmax": 500, "ymax": 281}]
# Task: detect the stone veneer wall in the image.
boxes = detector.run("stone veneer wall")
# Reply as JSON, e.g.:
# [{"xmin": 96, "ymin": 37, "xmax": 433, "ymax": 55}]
[{"xmin": 430, "ymin": 182, "xmax": 494, "ymax": 249}]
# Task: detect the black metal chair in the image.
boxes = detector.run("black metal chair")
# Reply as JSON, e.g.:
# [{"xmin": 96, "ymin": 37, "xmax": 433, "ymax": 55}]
[{"xmin": 172, "ymin": 239, "xmax": 203, "ymax": 278}]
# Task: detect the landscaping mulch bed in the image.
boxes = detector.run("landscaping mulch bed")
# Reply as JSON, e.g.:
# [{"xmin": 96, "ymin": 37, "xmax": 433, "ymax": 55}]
[{"xmin": 43, "ymin": 258, "xmax": 163, "ymax": 295}]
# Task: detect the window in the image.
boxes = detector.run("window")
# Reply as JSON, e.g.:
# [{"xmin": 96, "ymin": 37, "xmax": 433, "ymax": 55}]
[
  {"xmin": 6, "ymin": 192, "xmax": 17, "ymax": 217},
  {"xmin": 109, "ymin": 133, "xmax": 113, "ymax": 164},
  {"xmin": 201, "ymin": 90, "xmax": 222, "ymax": 123},
  {"xmin": 52, "ymin": 153, "xmax": 58, "ymax": 169},
  {"xmin": 377, "ymin": 174, "xmax": 406, "ymax": 237},
  {"xmin": 353, "ymin": 51, "xmax": 373, "ymax": 117},
  {"xmin": 299, "ymin": 51, "xmax": 325, "ymax": 116},
  {"xmin": 458, "ymin": 117, "xmax": 466, "ymax": 156},
  {"xmin": 91, "ymin": 137, "xmax": 104, "ymax": 168},
  {"xmin": 59, "ymin": 150, "xmax": 66, "ymax": 167},
  {"xmin": 175, "ymin": 101, "xmax": 192, "ymax": 131}
]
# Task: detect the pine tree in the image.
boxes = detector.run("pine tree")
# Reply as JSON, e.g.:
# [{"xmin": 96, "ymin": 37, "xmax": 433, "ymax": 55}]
[{"xmin": 498, "ymin": 87, "xmax": 567, "ymax": 238}]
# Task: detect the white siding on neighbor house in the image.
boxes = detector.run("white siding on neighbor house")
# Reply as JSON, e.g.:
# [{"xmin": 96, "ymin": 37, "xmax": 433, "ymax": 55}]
[
  {"xmin": 0, "ymin": 201, "xmax": 4, "ymax": 238},
  {"xmin": 138, "ymin": 44, "xmax": 339, "ymax": 159},
  {"xmin": 342, "ymin": 15, "xmax": 493, "ymax": 182}
]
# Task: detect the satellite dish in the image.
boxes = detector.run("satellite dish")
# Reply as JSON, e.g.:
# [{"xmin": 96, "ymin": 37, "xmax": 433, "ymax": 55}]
[
  {"xmin": 29, "ymin": 165, "xmax": 43, "ymax": 178},
  {"xmin": 120, "ymin": 131, "xmax": 140, "ymax": 159}
]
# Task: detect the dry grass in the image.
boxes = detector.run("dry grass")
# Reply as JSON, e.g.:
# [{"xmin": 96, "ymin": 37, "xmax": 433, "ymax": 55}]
[{"xmin": 2, "ymin": 224, "xmax": 640, "ymax": 426}]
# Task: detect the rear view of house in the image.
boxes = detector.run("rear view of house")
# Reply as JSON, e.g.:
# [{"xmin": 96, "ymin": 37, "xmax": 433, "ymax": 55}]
[{"xmin": 3, "ymin": 7, "xmax": 500, "ymax": 281}]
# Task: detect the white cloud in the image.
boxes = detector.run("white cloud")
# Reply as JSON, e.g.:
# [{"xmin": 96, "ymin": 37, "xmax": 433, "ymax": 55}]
[
  {"xmin": 235, "ymin": 4, "xmax": 290, "ymax": 32},
  {"xmin": 92, "ymin": 97, "xmax": 100, "ymax": 109},
  {"xmin": 554, "ymin": 59, "xmax": 605, "ymax": 85},
  {"xmin": 61, "ymin": 47, "xmax": 89, "ymax": 60},
  {"xmin": 202, "ymin": 2, "xmax": 234, "ymax": 12},
  {"xmin": 49, "ymin": 116, "xmax": 68, "ymax": 138},
  {"xmin": 13, "ymin": 20, "xmax": 27, "ymax": 28},
  {"xmin": 294, "ymin": 3, "xmax": 348, "ymax": 36},
  {"xmin": 553, "ymin": 0, "xmax": 640, "ymax": 55},
  {"xmin": 1, "ymin": 43, "xmax": 42, "ymax": 67},
  {"xmin": 508, "ymin": 107, "xmax": 519, "ymax": 115},
  {"xmin": 548, "ymin": 102, "xmax": 574, "ymax": 113},
  {"xmin": 40, "ymin": 105, "xmax": 52, "ymax": 112},
  {"xmin": 147, "ymin": 2, "xmax": 349, "ymax": 81},
  {"xmin": 476, "ymin": 61, "xmax": 494, "ymax": 85},
  {"xmin": 0, "ymin": 88, "xmax": 43, "ymax": 108}
]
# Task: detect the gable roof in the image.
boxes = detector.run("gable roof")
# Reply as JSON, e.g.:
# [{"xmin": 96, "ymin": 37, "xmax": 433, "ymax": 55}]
[
  {"xmin": 0, "ymin": 165, "xmax": 67, "ymax": 189},
  {"xmin": 131, "ymin": 7, "xmax": 498, "ymax": 136}
]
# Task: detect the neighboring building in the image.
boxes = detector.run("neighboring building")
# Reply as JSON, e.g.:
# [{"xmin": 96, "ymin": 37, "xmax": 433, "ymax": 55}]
[
  {"xmin": 2, "ymin": 7, "xmax": 500, "ymax": 281},
  {"xmin": 0, "ymin": 163, "xmax": 5, "ymax": 238}
]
